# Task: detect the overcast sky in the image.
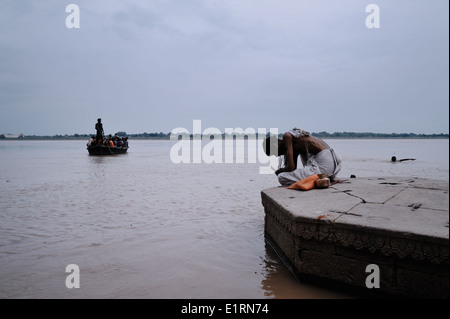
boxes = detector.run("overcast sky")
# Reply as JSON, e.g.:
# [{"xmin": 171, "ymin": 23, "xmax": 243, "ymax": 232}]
[{"xmin": 0, "ymin": 0, "xmax": 448, "ymax": 135}]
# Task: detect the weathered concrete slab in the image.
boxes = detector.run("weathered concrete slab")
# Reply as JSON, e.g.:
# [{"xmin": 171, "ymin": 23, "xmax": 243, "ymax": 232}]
[
  {"xmin": 331, "ymin": 177, "xmax": 407, "ymax": 204},
  {"xmin": 386, "ymin": 187, "xmax": 449, "ymax": 212},
  {"xmin": 262, "ymin": 177, "xmax": 449, "ymax": 298},
  {"xmin": 261, "ymin": 186, "xmax": 362, "ymax": 222}
]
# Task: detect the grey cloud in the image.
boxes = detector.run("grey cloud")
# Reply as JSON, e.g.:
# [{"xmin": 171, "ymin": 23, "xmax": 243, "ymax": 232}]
[{"xmin": 0, "ymin": 0, "xmax": 448, "ymax": 135}]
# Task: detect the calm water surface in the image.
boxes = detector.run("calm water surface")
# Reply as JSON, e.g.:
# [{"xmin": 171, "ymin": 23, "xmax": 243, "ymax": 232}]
[{"xmin": 0, "ymin": 139, "xmax": 448, "ymax": 298}]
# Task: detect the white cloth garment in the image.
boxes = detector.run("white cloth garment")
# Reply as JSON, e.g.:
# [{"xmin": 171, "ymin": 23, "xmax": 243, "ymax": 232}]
[{"xmin": 278, "ymin": 148, "xmax": 342, "ymax": 186}]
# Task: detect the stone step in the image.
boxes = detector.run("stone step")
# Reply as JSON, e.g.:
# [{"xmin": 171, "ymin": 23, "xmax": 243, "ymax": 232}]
[{"xmin": 261, "ymin": 177, "xmax": 449, "ymax": 298}]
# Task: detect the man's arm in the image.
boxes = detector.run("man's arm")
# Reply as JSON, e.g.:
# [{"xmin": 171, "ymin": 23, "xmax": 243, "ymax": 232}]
[{"xmin": 275, "ymin": 133, "xmax": 296, "ymax": 175}]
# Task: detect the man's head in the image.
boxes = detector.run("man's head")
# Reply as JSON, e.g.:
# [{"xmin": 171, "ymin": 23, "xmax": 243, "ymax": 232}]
[
  {"xmin": 263, "ymin": 135, "xmax": 280, "ymax": 156},
  {"xmin": 97, "ymin": 118, "xmax": 101, "ymax": 122}
]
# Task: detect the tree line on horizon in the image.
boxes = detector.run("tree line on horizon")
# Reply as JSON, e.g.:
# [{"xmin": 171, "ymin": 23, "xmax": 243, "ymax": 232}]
[{"xmin": 2, "ymin": 131, "xmax": 448, "ymax": 139}]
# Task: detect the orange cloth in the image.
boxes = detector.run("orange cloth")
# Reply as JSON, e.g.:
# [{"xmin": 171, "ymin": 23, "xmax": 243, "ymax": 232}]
[
  {"xmin": 108, "ymin": 140, "xmax": 114, "ymax": 147},
  {"xmin": 286, "ymin": 174, "xmax": 319, "ymax": 191}
]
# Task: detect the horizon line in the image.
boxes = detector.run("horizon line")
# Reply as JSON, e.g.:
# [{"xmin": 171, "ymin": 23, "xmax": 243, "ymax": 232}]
[{"xmin": 1, "ymin": 131, "xmax": 449, "ymax": 138}]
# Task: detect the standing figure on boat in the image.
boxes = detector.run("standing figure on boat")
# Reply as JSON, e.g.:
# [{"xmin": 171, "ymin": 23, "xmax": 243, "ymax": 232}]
[{"xmin": 95, "ymin": 118, "xmax": 104, "ymax": 142}]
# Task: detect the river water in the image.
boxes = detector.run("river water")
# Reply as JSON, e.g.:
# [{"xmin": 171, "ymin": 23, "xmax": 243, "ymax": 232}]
[{"xmin": 0, "ymin": 138, "xmax": 448, "ymax": 298}]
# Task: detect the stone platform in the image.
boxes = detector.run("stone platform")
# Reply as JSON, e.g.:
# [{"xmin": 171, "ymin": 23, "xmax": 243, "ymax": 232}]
[{"xmin": 261, "ymin": 177, "xmax": 449, "ymax": 298}]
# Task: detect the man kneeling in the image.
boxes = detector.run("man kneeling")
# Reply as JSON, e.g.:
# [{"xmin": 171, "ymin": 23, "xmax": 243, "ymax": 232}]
[{"xmin": 264, "ymin": 128, "xmax": 342, "ymax": 187}]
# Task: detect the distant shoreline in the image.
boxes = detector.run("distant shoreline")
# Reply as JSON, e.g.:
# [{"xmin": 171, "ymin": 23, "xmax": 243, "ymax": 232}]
[{"xmin": 1, "ymin": 132, "xmax": 448, "ymax": 140}]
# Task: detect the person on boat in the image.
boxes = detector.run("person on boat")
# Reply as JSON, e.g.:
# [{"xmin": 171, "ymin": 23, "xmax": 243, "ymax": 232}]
[
  {"xmin": 106, "ymin": 135, "xmax": 114, "ymax": 147},
  {"xmin": 263, "ymin": 128, "xmax": 342, "ymax": 186},
  {"xmin": 87, "ymin": 135, "xmax": 95, "ymax": 147},
  {"xmin": 114, "ymin": 134, "xmax": 121, "ymax": 146},
  {"xmin": 95, "ymin": 118, "xmax": 104, "ymax": 141}
]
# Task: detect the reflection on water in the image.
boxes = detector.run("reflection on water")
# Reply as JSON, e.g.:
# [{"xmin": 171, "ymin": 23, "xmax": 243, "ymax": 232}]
[
  {"xmin": 0, "ymin": 139, "xmax": 447, "ymax": 298},
  {"xmin": 261, "ymin": 243, "xmax": 355, "ymax": 299}
]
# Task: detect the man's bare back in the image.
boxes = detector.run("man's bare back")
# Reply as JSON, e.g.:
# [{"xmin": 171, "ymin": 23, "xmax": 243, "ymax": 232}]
[
  {"xmin": 291, "ymin": 135, "xmax": 330, "ymax": 156},
  {"xmin": 276, "ymin": 133, "xmax": 330, "ymax": 175}
]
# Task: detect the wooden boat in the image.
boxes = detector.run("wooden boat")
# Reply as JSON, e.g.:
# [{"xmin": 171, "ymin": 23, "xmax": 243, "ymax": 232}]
[{"xmin": 87, "ymin": 144, "xmax": 128, "ymax": 155}]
